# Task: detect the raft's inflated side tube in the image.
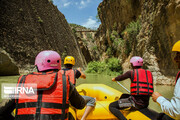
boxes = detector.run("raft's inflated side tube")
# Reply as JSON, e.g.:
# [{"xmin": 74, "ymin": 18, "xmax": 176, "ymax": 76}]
[
  {"xmin": 72, "ymin": 84, "xmax": 158, "ymax": 120},
  {"xmin": 77, "ymin": 84, "xmax": 122, "ymax": 101},
  {"xmin": 68, "ymin": 107, "xmax": 77, "ymax": 120},
  {"xmin": 76, "ymin": 84, "xmax": 121, "ymax": 119}
]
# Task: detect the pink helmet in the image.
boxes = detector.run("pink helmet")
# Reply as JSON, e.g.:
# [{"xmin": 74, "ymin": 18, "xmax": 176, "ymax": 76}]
[
  {"xmin": 35, "ymin": 50, "xmax": 61, "ymax": 71},
  {"xmin": 130, "ymin": 56, "xmax": 143, "ymax": 67}
]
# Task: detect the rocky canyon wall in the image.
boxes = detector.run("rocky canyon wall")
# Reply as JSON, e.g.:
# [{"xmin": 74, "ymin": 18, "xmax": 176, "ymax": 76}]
[
  {"xmin": 0, "ymin": 0, "xmax": 86, "ymax": 75},
  {"xmin": 96, "ymin": 0, "xmax": 180, "ymax": 85}
]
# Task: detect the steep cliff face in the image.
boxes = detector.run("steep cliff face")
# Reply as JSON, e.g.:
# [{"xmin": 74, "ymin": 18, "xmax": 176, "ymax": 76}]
[
  {"xmin": 136, "ymin": 0, "xmax": 180, "ymax": 85},
  {"xmin": 75, "ymin": 31, "xmax": 97, "ymax": 62},
  {"xmin": 0, "ymin": 0, "xmax": 86, "ymax": 75},
  {"xmin": 70, "ymin": 24, "xmax": 100, "ymax": 62},
  {"xmin": 96, "ymin": 0, "xmax": 180, "ymax": 85},
  {"xmin": 96, "ymin": 0, "xmax": 141, "ymax": 60}
]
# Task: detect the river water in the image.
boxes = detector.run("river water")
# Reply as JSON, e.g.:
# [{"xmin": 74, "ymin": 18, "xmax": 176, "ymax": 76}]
[{"xmin": 0, "ymin": 73, "xmax": 174, "ymax": 113}]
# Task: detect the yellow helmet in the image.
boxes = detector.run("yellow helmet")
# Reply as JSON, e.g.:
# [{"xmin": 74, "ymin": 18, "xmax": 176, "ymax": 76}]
[
  {"xmin": 172, "ymin": 40, "xmax": 180, "ymax": 52},
  {"xmin": 64, "ymin": 56, "xmax": 75, "ymax": 65}
]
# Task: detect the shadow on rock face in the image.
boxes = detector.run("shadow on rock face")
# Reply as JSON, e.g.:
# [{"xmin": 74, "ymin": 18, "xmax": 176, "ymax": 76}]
[{"xmin": 0, "ymin": 50, "xmax": 19, "ymax": 76}]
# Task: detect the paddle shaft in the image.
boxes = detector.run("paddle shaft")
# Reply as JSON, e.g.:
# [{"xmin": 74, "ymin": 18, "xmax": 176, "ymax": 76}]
[{"xmin": 116, "ymin": 81, "xmax": 130, "ymax": 93}]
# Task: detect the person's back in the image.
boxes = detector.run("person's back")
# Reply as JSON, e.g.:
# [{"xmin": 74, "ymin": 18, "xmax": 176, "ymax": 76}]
[
  {"xmin": 0, "ymin": 50, "xmax": 86, "ymax": 120},
  {"xmin": 63, "ymin": 67, "xmax": 77, "ymax": 85},
  {"xmin": 16, "ymin": 70, "xmax": 70, "ymax": 120},
  {"xmin": 62, "ymin": 56, "xmax": 95, "ymax": 120},
  {"xmin": 130, "ymin": 67, "xmax": 153, "ymax": 108},
  {"xmin": 62, "ymin": 56, "xmax": 86, "ymax": 85},
  {"xmin": 109, "ymin": 56, "xmax": 153, "ymax": 120}
]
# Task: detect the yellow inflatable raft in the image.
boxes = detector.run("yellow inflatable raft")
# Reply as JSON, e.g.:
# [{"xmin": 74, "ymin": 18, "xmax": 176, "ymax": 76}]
[{"xmin": 69, "ymin": 84, "xmax": 159, "ymax": 120}]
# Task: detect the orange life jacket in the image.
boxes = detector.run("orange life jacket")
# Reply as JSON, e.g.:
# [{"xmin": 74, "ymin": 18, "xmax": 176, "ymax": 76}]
[
  {"xmin": 63, "ymin": 69, "xmax": 76, "ymax": 85},
  {"xmin": 175, "ymin": 71, "xmax": 180, "ymax": 84},
  {"xmin": 15, "ymin": 70, "xmax": 70, "ymax": 120},
  {"xmin": 130, "ymin": 69, "xmax": 154, "ymax": 95}
]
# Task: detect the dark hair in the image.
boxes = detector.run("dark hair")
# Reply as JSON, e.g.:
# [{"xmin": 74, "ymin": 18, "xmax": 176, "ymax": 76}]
[
  {"xmin": 133, "ymin": 66, "xmax": 142, "ymax": 69},
  {"xmin": 65, "ymin": 64, "xmax": 73, "ymax": 69},
  {"xmin": 130, "ymin": 63, "xmax": 142, "ymax": 69}
]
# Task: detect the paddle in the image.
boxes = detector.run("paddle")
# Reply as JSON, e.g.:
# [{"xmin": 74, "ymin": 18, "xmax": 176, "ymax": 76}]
[{"xmin": 116, "ymin": 81, "xmax": 130, "ymax": 93}]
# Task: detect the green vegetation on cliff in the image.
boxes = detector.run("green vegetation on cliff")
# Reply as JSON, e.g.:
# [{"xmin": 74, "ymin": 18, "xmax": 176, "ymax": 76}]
[
  {"xmin": 122, "ymin": 19, "xmax": 141, "ymax": 55},
  {"xmin": 106, "ymin": 19, "xmax": 141, "ymax": 57},
  {"xmin": 107, "ymin": 30, "xmax": 125, "ymax": 57},
  {"xmin": 86, "ymin": 58, "xmax": 123, "ymax": 76}
]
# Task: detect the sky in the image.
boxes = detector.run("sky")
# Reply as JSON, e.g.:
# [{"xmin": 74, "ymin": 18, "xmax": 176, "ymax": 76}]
[{"xmin": 52, "ymin": 0, "xmax": 103, "ymax": 29}]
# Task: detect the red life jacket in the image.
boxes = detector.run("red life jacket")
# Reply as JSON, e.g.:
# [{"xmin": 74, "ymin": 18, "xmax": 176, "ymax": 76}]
[
  {"xmin": 130, "ymin": 69, "xmax": 154, "ymax": 95},
  {"xmin": 15, "ymin": 70, "xmax": 70, "ymax": 120},
  {"xmin": 175, "ymin": 71, "xmax": 180, "ymax": 84},
  {"xmin": 63, "ymin": 69, "xmax": 76, "ymax": 85}
]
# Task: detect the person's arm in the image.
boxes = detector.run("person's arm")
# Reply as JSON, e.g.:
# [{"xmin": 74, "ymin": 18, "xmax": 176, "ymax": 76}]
[
  {"xmin": 112, "ymin": 71, "xmax": 132, "ymax": 81},
  {"xmin": 77, "ymin": 67, "xmax": 86, "ymax": 79},
  {"xmin": 69, "ymin": 83, "xmax": 86, "ymax": 109},
  {"xmin": 0, "ymin": 99, "xmax": 15, "ymax": 119},
  {"xmin": 152, "ymin": 79, "xmax": 180, "ymax": 119}
]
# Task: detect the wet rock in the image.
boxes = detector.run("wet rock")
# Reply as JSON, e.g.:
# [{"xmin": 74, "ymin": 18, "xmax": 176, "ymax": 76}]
[{"xmin": 0, "ymin": 49, "xmax": 19, "ymax": 75}]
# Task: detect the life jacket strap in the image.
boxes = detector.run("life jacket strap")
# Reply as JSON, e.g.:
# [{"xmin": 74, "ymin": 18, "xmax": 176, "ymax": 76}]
[
  {"xmin": 131, "ymin": 86, "xmax": 153, "ymax": 90},
  {"xmin": 131, "ymin": 91, "xmax": 153, "ymax": 95},
  {"xmin": 136, "ymin": 69, "xmax": 140, "ymax": 94},
  {"xmin": 16, "ymin": 102, "xmax": 69, "ymax": 109},
  {"xmin": 15, "ymin": 75, "xmax": 26, "ymax": 117},
  {"xmin": 15, "ymin": 113, "xmax": 68, "ymax": 120},
  {"xmin": 175, "ymin": 71, "xmax": 180, "ymax": 84},
  {"xmin": 131, "ymin": 81, "xmax": 153, "ymax": 85},
  {"xmin": 62, "ymin": 74, "xmax": 67, "ymax": 120},
  {"xmin": 145, "ymin": 70, "xmax": 150, "ymax": 95}
]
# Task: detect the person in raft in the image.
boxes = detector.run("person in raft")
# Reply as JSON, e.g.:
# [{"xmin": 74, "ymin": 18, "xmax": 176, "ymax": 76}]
[
  {"xmin": 62, "ymin": 56, "xmax": 96, "ymax": 120},
  {"xmin": 109, "ymin": 56, "xmax": 154, "ymax": 120},
  {"xmin": 0, "ymin": 50, "xmax": 86, "ymax": 120},
  {"xmin": 152, "ymin": 40, "xmax": 180, "ymax": 120}
]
